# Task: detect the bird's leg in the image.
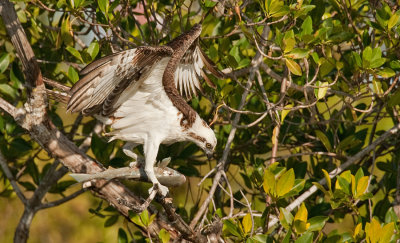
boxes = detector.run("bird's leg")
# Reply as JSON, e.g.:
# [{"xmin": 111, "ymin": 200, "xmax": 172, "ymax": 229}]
[
  {"xmin": 144, "ymin": 140, "xmax": 169, "ymax": 196},
  {"xmin": 123, "ymin": 142, "xmax": 144, "ymax": 168}
]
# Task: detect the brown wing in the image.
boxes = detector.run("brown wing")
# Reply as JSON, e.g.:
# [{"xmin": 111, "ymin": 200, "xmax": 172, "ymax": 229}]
[
  {"xmin": 173, "ymin": 40, "xmax": 224, "ymax": 99},
  {"xmin": 67, "ymin": 46, "xmax": 173, "ymax": 116}
]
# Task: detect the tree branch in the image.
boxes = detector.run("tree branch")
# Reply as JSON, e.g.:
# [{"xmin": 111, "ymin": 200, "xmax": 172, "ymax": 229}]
[{"xmin": 0, "ymin": 152, "xmax": 27, "ymax": 203}]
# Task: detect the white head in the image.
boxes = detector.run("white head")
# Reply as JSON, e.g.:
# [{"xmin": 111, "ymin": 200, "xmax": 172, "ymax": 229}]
[{"xmin": 186, "ymin": 115, "xmax": 217, "ymax": 159}]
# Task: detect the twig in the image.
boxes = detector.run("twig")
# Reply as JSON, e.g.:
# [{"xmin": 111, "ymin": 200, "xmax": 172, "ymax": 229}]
[
  {"xmin": 37, "ymin": 188, "xmax": 87, "ymax": 210},
  {"xmin": 0, "ymin": 152, "xmax": 27, "ymax": 203}
]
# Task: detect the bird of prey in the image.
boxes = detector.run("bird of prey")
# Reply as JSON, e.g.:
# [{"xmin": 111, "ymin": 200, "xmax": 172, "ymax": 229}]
[{"xmin": 48, "ymin": 24, "xmax": 223, "ymax": 196}]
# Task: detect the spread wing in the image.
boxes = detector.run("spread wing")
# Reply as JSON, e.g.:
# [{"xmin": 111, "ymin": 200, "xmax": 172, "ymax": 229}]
[
  {"xmin": 67, "ymin": 46, "xmax": 173, "ymax": 116},
  {"xmin": 173, "ymin": 40, "xmax": 224, "ymax": 99}
]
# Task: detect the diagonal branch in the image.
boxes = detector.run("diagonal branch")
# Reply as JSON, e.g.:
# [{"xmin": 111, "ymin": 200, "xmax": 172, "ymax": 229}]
[{"xmin": 0, "ymin": 152, "xmax": 27, "ymax": 203}]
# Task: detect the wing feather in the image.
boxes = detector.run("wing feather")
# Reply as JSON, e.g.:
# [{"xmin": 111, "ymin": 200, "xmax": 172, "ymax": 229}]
[
  {"xmin": 173, "ymin": 41, "xmax": 224, "ymax": 99},
  {"xmin": 68, "ymin": 46, "xmax": 173, "ymax": 116}
]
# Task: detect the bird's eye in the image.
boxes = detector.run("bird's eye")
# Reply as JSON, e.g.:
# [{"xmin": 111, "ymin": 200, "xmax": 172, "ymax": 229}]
[{"xmin": 206, "ymin": 143, "xmax": 212, "ymax": 149}]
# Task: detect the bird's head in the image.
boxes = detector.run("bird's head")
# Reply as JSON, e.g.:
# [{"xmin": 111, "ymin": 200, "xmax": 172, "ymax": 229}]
[{"xmin": 186, "ymin": 115, "xmax": 217, "ymax": 160}]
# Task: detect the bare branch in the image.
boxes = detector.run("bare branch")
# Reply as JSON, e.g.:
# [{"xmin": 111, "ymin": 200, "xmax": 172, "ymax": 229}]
[{"xmin": 0, "ymin": 152, "xmax": 27, "ymax": 203}]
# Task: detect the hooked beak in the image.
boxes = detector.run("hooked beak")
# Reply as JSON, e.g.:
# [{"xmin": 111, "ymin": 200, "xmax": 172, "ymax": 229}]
[{"xmin": 206, "ymin": 152, "xmax": 213, "ymax": 160}]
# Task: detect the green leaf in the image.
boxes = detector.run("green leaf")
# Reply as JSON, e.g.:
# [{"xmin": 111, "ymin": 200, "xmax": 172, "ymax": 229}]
[
  {"xmin": 337, "ymin": 176, "xmax": 351, "ymax": 195},
  {"xmin": 295, "ymin": 232, "xmax": 313, "ymax": 243},
  {"xmin": 284, "ymin": 38, "xmax": 296, "ymax": 53},
  {"xmin": 204, "ymin": 0, "xmax": 217, "ymax": 7},
  {"xmin": 321, "ymin": 169, "xmax": 331, "ymax": 191},
  {"xmin": 229, "ymin": 46, "xmax": 240, "ymax": 63},
  {"xmin": 0, "ymin": 53, "xmax": 10, "ymax": 73},
  {"xmin": 87, "ymin": 42, "xmax": 99, "ymax": 60},
  {"xmin": 301, "ymin": 16, "xmax": 313, "ymax": 36},
  {"xmin": 130, "ymin": 214, "xmax": 145, "ymax": 227},
  {"xmin": 66, "ymin": 46, "xmax": 84, "ymax": 63},
  {"xmin": 388, "ymin": 89, "xmax": 400, "ymax": 107},
  {"xmin": 380, "ymin": 222, "xmax": 395, "ymax": 243},
  {"xmin": 388, "ymin": 11, "xmax": 400, "ymax": 29},
  {"xmin": 352, "ymin": 52, "xmax": 362, "ymax": 67},
  {"xmin": 282, "ymin": 229, "xmax": 292, "ymax": 243},
  {"xmin": 294, "ymin": 203, "xmax": 308, "ymax": 223},
  {"xmin": 370, "ymin": 58, "xmax": 386, "ymax": 69},
  {"xmin": 281, "ymin": 104, "xmax": 293, "ymax": 123},
  {"xmin": 307, "ymin": 216, "xmax": 328, "ymax": 231},
  {"xmin": 98, "ymin": 0, "xmax": 109, "ymax": 14},
  {"xmin": 355, "ymin": 176, "xmax": 369, "ymax": 198},
  {"xmin": 319, "ymin": 57, "xmax": 335, "ymax": 77},
  {"xmin": 250, "ymin": 234, "xmax": 269, "ymax": 243},
  {"xmin": 286, "ymin": 48, "xmax": 309, "ymax": 59},
  {"xmin": 385, "ymin": 207, "xmax": 399, "ymax": 223},
  {"xmin": 118, "ymin": 228, "xmax": 128, "ymax": 243},
  {"xmin": 286, "ymin": 59, "xmax": 302, "ymax": 76},
  {"xmin": 377, "ymin": 67, "xmax": 395, "ymax": 78},
  {"xmin": 279, "ymin": 208, "xmax": 294, "ymax": 230},
  {"xmin": 276, "ymin": 168, "xmax": 295, "ymax": 197},
  {"xmin": 355, "ymin": 168, "xmax": 364, "ymax": 184},
  {"xmin": 263, "ymin": 169, "xmax": 276, "ymax": 197},
  {"xmin": 284, "ymin": 179, "xmax": 305, "ymax": 197},
  {"xmin": 224, "ymin": 219, "xmax": 242, "ymax": 238},
  {"xmin": 61, "ymin": 16, "xmax": 73, "ymax": 46},
  {"xmin": 158, "ymin": 229, "xmax": 170, "ymax": 243},
  {"xmin": 140, "ymin": 210, "xmax": 150, "ymax": 227},
  {"xmin": 311, "ymin": 52, "xmax": 319, "ymax": 63},
  {"xmin": 362, "ymin": 46, "xmax": 372, "ymax": 68},
  {"xmin": 242, "ymin": 213, "xmax": 252, "ymax": 234},
  {"xmin": 315, "ymin": 81, "xmax": 328, "ymax": 100},
  {"xmin": 265, "ymin": 0, "xmax": 288, "ymax": 17},
  {"xmin": 0, "ymin": 84, "xmax": 18, "ymax": 99},
  {"xmin": 104, "ymin": 215, "xmax": 119, "ymax": 227},
  {"xmin": 68, "ymin": 66, "xmax": 79, "ymax": 83},
  {"xmin": 315, "ymin": 130, "xmax": 332, "ymax": 151},
  {"xmin": 390, "ymin": 60, "xmax": 400, "ymax": 69}
]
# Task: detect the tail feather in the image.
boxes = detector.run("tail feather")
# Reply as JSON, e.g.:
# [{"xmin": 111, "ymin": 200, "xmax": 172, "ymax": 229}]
[{"xmin": 69, "ymin": 173, "xmax": 93, "ymax": 182}]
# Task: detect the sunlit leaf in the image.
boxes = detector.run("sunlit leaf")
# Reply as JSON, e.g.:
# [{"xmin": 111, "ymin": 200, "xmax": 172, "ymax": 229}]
[
  {"xmin": 276, "ymin": 168, "xmax": 295, "ymax": 197},
  {"xmin": 286, "ymin": 58, "xmax": 302, "ymax": 76},
  {"xmin": 242, "ymin": 213, "xmax": 252, "ymax": 234},
  {"xmin": 388, "ymin": 11, "xmax": 400, "ymax": 29}
]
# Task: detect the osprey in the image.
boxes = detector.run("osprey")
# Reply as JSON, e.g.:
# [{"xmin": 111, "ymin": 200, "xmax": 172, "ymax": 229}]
[{"xmin": 51, "ymin": 24, "xmax": 223, "ymax": 196}]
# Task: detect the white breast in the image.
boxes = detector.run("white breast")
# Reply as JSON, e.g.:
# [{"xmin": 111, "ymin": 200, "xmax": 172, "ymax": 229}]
[{"xmin": 105, "ymin": 58, "xmax": 185, "ymax": 144}]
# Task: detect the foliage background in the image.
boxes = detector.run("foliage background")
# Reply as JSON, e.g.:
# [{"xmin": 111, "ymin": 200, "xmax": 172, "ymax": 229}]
[{"xmin": 0, "ymin": 0, "xmax": 400, "ymax": 242}]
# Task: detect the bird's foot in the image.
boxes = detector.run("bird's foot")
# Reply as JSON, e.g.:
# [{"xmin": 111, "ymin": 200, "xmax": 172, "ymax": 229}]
[{"xmin": 149, "ymin": 183, "xmax": 169, "ymax": 197}]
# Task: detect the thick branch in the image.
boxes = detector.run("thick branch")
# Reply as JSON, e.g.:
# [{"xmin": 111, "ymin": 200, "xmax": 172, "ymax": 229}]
[{"xmin": 0, "ymin": 1, "xmax": 42, "ymax": 87}]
